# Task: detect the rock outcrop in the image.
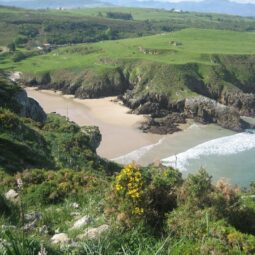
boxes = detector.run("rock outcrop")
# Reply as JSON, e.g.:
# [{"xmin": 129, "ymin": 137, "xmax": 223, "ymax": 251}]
[
  {"xmin": 220, "ymin": 91, "xmax": 255, "ymax": 116},
  {"xmin": 20, "ymin": 56, "xmax": 255, "ymax": 134},
  {"xmin": 51, "ymin": 233, "xmax": 70, "ymax": 245},
  {"xmin": 70, "ymin": 215, "xmax": 91, "ymax": 230},
  {"xmin": 14, "ymin": 90, "xmax": 46, "ymax": 123},
  {"xmin": 140, "ymin": 113, "xmax": 186, "ymax": 134},
  {"xmin": 81, "ymin": 126, "xmax": 102, "ymax": 151},
  {"xmin": 184, "ymin": 96, "xmax": 249, "ymax": 131},
  {"xmin": 4, "ymin": 189, "xmax": 19, "ymax": 203},
  {"xmin": 77, "ymin": 224, "xmax": 110, "ymax": 240}
]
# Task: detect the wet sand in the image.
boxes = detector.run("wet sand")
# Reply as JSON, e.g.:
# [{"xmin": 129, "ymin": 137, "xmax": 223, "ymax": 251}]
[
  {"xmin": 25, "ymin": 88, "xmax": 161, "ymax": 159},
  {"xmin": 114, "ymin": 123, "xmax": 234, "ymax": 165}
]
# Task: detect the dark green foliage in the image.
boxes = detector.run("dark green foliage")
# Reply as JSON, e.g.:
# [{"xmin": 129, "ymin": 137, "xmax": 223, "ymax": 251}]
[
  {"xmin": 180, "ymin": 169, "xmax": 213, "ymax": 208},
  {"xmin": 106, "ymin": 12, "xmax": 133, "ymax": 20},
  {"xmin": 142, "ymin": 166, "xmax": 183, "ymax": 229},
  {"xmin": 0, "ymin": 74, "xmax": 118, "ymax": 173},
  {"xmin": 1, "ymin": 231, "xmax": 40, "ymax": 255},
  {"xmin": 7, "ymin": 42, "xmax": 15, "ymax": 52},
  {"xmin": 12, "ymin": 50, "xmax": 40, "ymax": 62},
  {"xmin": 0, "ymin": 168, "xmax": 109, "ymax": 206},
  {"xmin": 0, "ymin": 109, "xmax": 54, "ymax": 173},
  {"xmin": 1, "ymin": 6, "xmax": 255, "ymax": 46},
  {"xmin": 0, "ymin": 193, "xmax": 11, "ymax": 216},
  {"xmin": 14, "ymin": 36, "xmax": 28, "ymax": 46}
]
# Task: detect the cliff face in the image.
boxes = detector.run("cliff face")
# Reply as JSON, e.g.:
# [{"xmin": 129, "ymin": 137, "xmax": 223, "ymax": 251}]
[
  {"xmin": 14, "ymin": 90, "xmax": 47, "ymax": 123},
  {"xmin": 0, "ymin": 73, "xmax": 46, "ymax": 123},
  {"xmin": 21, "ymin": 55, "xmax": 255, "ymax": 133},
  {"xmin": 0, "ymin": 74, "xmax": 115, "ymax": 174}
]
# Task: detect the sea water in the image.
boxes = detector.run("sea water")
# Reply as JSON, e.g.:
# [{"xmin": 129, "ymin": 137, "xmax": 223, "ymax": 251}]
[
  {"xmin": 161, "ymin": 130, "xmax": 255, "ymax": 187},
  {"xmin": 114, "ymin": 123, "xmax": 255, "ymax": 187}
]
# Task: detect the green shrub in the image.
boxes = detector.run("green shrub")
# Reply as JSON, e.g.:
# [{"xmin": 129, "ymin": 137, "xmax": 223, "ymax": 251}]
[
  {"xmin": 107, "ymin": 164, "xmax": 182, "ymax": 229},
  {"xmin": 0, "ymin": 193, "xmax": 11, "ymax": 216},
  {"xmin": 178, "ymin": 169, "xmax": 213, "ymax": 208}
]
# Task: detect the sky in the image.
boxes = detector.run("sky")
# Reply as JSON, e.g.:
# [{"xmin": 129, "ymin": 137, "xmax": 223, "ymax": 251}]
[
  {"xmin": 142, "ymin": 0, "xmax": 255, "ymax": 3},
  {"xmin": 2, "ymin": 0, "xmax": 255, "ymax": 3}
]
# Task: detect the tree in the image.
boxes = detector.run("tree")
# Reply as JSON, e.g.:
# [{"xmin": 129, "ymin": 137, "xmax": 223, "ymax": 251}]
[{"xmin": 7, "ymin": 42, "xmax": 16, "ymax": 52}]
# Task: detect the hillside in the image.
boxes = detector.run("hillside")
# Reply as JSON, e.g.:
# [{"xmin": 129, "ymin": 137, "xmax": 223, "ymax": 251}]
[
  {"xmin": 2, "ymin": 5, "xmax": 255, "ymax": 254},
  {"xmin": 1, "ymin": 0, "xmax": 255, "ymax": 16},
  {"xmin": 1, "ymin": 5, "xmax": 255, "ymax": 46},
  {"xmin": 1, "ymin": 73, "xmax": 255, "ymax": 254},
  {"xmin": 108, "ymin": 0, "xmax": 255, "ymax": 17},
  {"xmin": 4, "ymin": 28, "xmax": 255, "ymax": 133},
  {"xmin": 0, "ymin": 73, "xmax": 118, "ymax": 174}
]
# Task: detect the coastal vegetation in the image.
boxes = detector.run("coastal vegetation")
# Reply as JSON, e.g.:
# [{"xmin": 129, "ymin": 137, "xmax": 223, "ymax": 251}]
[
  {"xmin": 1, "ymin": 4, "xmax": 255, "ymax": 254},
  {"xmin": 0, "ymin": 72, "xmax": 255, "ymax": 254},
  {"xmin": 2, "ymin": 27, "xmax": 255, "ymax": 133}
]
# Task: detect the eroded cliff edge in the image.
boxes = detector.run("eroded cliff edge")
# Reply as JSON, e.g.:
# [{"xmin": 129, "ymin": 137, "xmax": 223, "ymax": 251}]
[{"xmin": 20, "ymin": 55, "xmax": 255, "ymax": 133}]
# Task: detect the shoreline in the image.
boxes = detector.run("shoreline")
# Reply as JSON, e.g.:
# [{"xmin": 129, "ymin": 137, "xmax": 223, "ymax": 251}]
[
  {"xmin": 25, "ymin": 87, "xmax": 165, "ymax": 159},
  {"xmin": 25, "ymin": 87, "xmax": 235, "ymax": 167}
]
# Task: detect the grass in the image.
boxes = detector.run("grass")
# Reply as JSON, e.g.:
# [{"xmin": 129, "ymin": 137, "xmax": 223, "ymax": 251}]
[
  {"xmin": 52, "ymin": 6, "xmax": 255, "ymax": 24},
  {"xmin": 2, "ymin": 28, "xmax": 255, "ymax": 74},
  {"xmin": 1, "ymin": 5, "xmax": 255, "ymax": 47}
]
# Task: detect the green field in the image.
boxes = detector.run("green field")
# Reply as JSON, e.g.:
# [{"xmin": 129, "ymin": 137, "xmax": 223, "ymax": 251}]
[
  {"xmin": 1, "ymin": 5, "xmax": 255, "ymax": 47},
  {"xmin": 3, "ymin": 28, "xmax": 255, "ymax": 73},
  {"xmin": 1, "ymin": 6, "xmax": 255, "ymax": 102},
  {"xmin": 59, "ymin": 6, "xmax": 255, "ymax": 23}
]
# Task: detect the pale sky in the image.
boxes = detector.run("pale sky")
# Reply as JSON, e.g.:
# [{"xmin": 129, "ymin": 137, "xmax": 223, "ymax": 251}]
[{"xmin": 146, "ymin": 0, "xmax": 255, "ymax": 3}]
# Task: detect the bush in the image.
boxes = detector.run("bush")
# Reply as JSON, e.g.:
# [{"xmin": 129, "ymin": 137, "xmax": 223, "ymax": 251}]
[
  {"xmin": 11, "ymin": 168, "xmax": 108, "ymax": 206},
  {"xmin": 106, "ymin": 12, "xmax": 133, "ymax": 20},
  {"xmin": 0, "ymin": 193, "xmax": 11, "ymax": 216},
  {"xmin": 107, "ymin": 163, "xmax": 182, "ymax": 229},
  {"xmin": 178, "ymin": 169, "xmax": 213, "ymax": 208}
]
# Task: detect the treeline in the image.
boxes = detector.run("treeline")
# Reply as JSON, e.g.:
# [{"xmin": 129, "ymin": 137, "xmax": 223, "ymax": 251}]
[{"xmin": 106, "ymin": 12, "xmax": 133, "ymax": 20}]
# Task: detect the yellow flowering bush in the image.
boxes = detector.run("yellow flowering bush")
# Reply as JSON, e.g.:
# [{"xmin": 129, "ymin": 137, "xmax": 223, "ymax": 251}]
[
  {"xmin": 115, "ymin": 163, "xmax": 144, "ymax": 216},
  {"xmin": 108, "ymin": 163, "xmax": 183, "ymax": 228}
]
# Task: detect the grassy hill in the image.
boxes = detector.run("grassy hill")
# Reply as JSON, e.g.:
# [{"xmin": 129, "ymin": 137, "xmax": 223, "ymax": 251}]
[
  {"xmin": 2, "ymin": 8, "xmax": 255, "ymax": 253},
  {"xmin": 1, "ymin": 5, "xmax": 255, "ymax": 47},
  {"xmin": 1, "ymin": 28, "xmax": 254, "ymax": 102},
  {"xmin": 4, "ymin": 28, "xmax": 255, "ymax": 71}
]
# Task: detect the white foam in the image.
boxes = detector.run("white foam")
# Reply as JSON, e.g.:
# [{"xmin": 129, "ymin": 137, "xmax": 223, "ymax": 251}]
[
  {"xmin": 112, "ymin": 138, "xmax": 165, "ymax": 165},
  {"xmin": 161, "ymin": 132, "xmax": 255, "ymax": 171},
  {"xmin": 188, "ymin": 123, "xmax": 201, "ymax": 129}
]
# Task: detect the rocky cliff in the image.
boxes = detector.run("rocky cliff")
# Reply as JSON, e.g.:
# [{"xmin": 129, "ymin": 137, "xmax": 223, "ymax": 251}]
[
  {"xmin": 0, "ymin": 73, "xmax": 46, "ymax": 123},
  {"xmin": 21, "ymin": 55, "xmax": 255, "ymax": 133}
]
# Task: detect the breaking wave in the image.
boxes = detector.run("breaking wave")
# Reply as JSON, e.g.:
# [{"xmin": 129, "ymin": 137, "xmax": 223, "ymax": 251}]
[
  {"xmin": 112, "ymin": 138, "xmax": 165, "ymax": 165},
  {"xmin": 161, "ymin": 131, "xmax": 255, "ymax": 171}
]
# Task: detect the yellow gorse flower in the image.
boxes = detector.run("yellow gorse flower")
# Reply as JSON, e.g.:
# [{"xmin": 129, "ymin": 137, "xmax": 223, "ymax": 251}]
[
  {"xmin": 115, "ymin": 163, "xmax": 143, "ymax": 200},
  {"xmin": 133, "ymin": 207, "xmax": 144, "ymax": 215},
  {"xmin": 115, "ymin": 184, "xmax": 123, "ymax": 191}
]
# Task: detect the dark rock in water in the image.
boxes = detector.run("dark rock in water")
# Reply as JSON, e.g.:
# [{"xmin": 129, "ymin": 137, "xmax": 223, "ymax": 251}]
[
  {"xmin": 81, "ymin": 126, "xmax": 102, "ymax": 151},
  {"xmin": 184, "ymin": 96, "xmax": 250, "ymax": 131},
  {"xmin": 14, "ymin": 90, "xmax": 46, "ymax": 123}
]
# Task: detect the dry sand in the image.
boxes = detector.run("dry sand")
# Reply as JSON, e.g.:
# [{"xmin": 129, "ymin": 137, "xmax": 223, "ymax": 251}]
[
  {"xmin": 25, "ymin": 87, "xmax": 234, "ymax": 166},
  {"xmin": 25, "ymin": 87, "xmax": 161, "ymax": 159}
]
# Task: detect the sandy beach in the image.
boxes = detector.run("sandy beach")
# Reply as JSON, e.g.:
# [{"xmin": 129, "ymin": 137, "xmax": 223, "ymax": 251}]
[
  {"xmin": 25, "ymin": 87, "xmax": 161, "ymax": 159},
  {"xmin": 26, "ymin": 87, "xmax": 235, "ymax": 167}
]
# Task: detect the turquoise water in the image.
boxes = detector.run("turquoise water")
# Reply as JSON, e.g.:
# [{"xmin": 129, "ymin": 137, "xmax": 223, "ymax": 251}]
[
  {"xmin": 184, "ymin": 147, "xmax": 255, "ymax": 187},
  {"xmin": 162, "ymin": 130, "xmax": 255, "ymax": 187}
]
